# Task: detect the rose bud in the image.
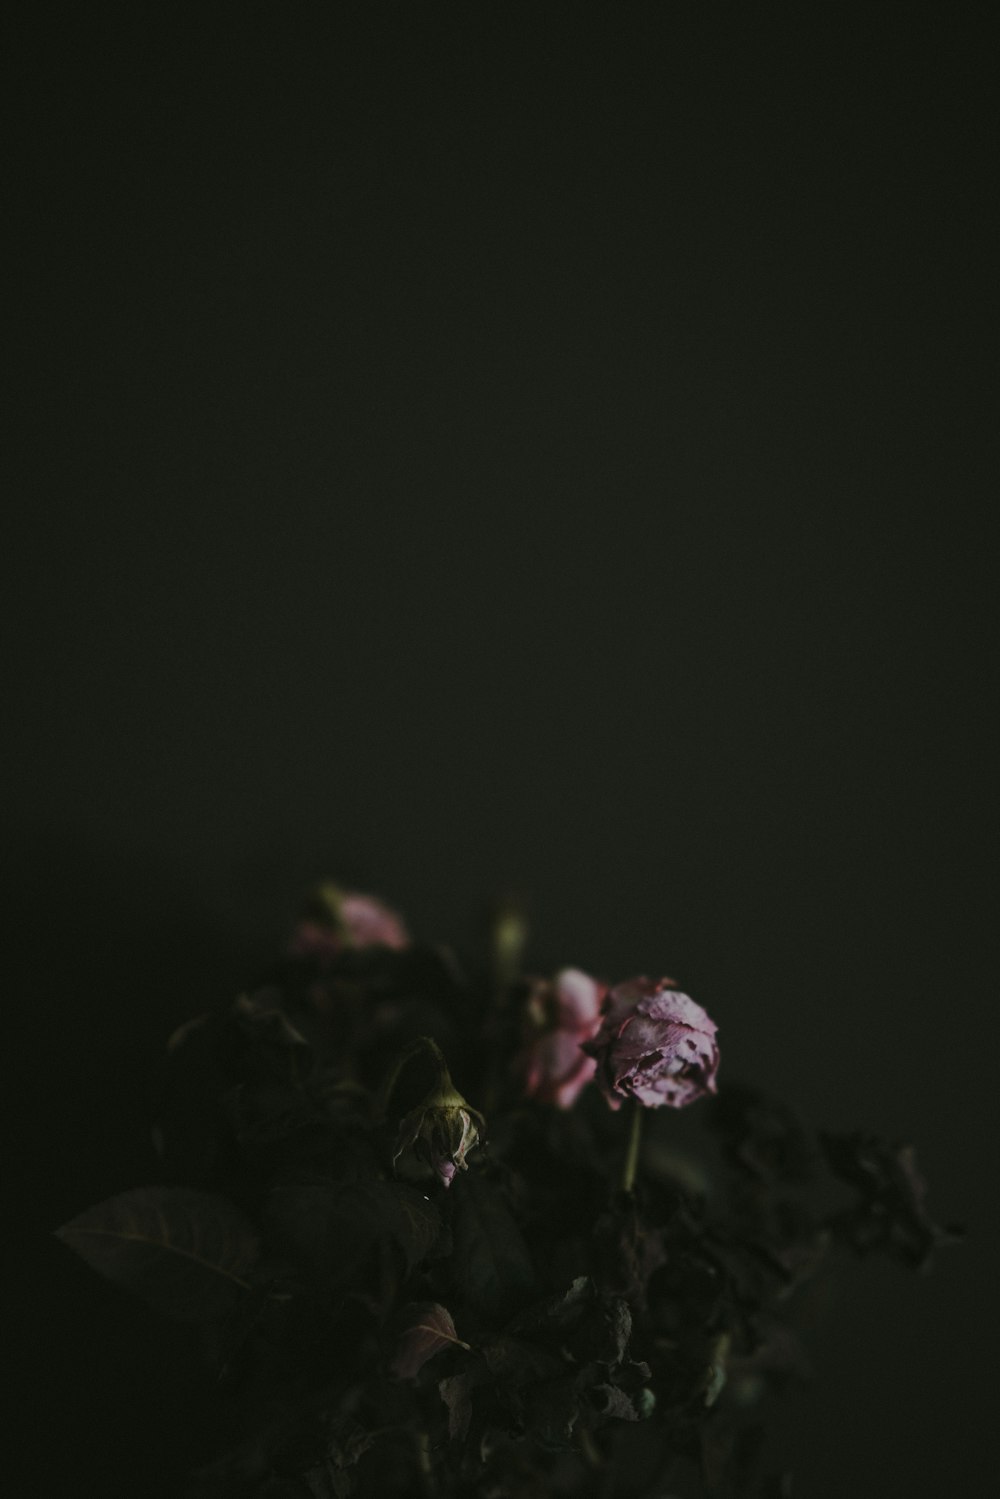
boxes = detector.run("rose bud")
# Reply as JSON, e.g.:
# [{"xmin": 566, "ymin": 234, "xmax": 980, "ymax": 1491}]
[
  {"xmin": 583, "ymin": 978, "xmax": 719, "ymax": 1110},
  {"xmin": 387, "ymin": 1037, "xmax": 486, "ymax": 1189},
  {"xmin": 394, "ymin": 1094, "xmax": 484, "ymax": 1188},
  {"xmin": 288, "ymin": 882, "xmax": 410, "ymax": 963},
  {"xmin": 519, "ymin": 968, "xmax": 607, "ymax": 1108}
]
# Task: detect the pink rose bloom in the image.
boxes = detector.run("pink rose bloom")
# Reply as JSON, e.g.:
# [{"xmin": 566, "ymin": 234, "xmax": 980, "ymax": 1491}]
[
  {"xmin": 288, "ymin": 884, "xmax": 410, "ymax": 963},
  {"xmin": 583, "ymin": 977, "xmax": 719, "ymax": 1110},
  {"xmin": 520, "ymin": 967, "xmax": 606, "ymax": 1109}
]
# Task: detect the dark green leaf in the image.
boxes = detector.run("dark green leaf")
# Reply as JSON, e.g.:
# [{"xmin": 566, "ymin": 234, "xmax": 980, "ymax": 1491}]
[
  {"xmin": 819, "ymin": 1132, "xmax": 962, "ymax": 1269},
  {"xmin": 605, "ymin": 1297, "xmax": 632, "ymax": 1366},
  {"xmin": 439, "ymin": 1371, "xmax": 475, "ymax": 1442},
  {"xmin": 265, "ymin": 1176, "xmax": 376, "ymax": 1283},
  {"xmin": 56, "ymin": 1187, "xmax": 260, "ymax": 1322},
  {"xmin": 232, "ymin": 989, "xmax": 310, "ymax": 1049},
  {"xmin": 301, "ymin": 1418, "xmax": 377, "ymax": 1498},
  {"xmin": 709, "ymin": 1083, "xmax": 816, "ymax": 1182},
  {"xmin": 265, "ymin": 1174, "xmax": 441, "ymax": 1285},
  {"xmin": 374, "ymin": 1181, "xmax": 443, "ymax": 1272},
  {"xmin": 451, "ymin": 1171, "xmax": 536, "ymax": 1318},
  {"xmin": 509, "ymin": 1276, "xmax": 593, "ymax": 1338},
  {"xmin": 221, "ymin": 1079, "xmax": 323, "ymax": 1143},
  {"xmin": 524, "ymin": 1375, "xmax": 581, "ymax": 1447},
  {"xmin": 482, "ymin": 1334, "xmax": 563, "ymax": 1385},
  {"xmin": 592, "ymin": 1382, "xmax": 640, "ymax": 1421}
]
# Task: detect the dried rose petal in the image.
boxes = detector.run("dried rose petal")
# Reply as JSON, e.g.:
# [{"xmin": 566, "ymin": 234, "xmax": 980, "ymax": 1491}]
[{"xmin": 583, "ymin": 978, "xmax": 719, "ymax": 1111}]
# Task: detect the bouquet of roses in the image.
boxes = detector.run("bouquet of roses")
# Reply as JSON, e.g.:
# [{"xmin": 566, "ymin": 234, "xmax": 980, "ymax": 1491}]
[{"xmin": 56, "ymin": 884, "xmax": 957, "ymax": 1497}]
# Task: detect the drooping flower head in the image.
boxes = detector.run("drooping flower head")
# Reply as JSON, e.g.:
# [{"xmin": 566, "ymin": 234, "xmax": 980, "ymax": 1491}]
[
  {"xmin": 519, "ymin": 967, "xmax": 607, "ymax": 1108},
  {"xmin": 394, "ymin": 1099, "xmax": 482, "ymax": 1187},
  {"xmin": 583, "ymin": 977, "xmax": 719, "ymax": 1110},
  {"xmin": 387, "ymin": 1036, "xmax": 486, "ymax": 1189}
]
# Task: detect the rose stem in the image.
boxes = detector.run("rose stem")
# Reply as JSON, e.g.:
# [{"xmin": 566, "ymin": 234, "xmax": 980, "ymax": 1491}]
[
  {"xmin": 491, "ymin": 894, "xmax": 528, "ymax": 1011},
  {"xmin": 621, "ymin": 1101, "xmax": 644, "ymax": 1194},
  {"xmin": 482, "ymin": 894, "xmax": 528, "ymax": 1113},
  {"xmin": 414, "ymin": 1429, "xmax": 437, "ymax": 1497}
]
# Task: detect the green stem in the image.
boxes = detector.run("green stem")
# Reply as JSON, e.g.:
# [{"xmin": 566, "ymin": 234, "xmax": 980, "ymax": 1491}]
[
  {"xmin": 490, "ymin": 894, "xmax": 528, "ymax": 1011},
  {"xmin": 621, "ymin": 1102, "xmax": 644, "ymax": 1194},
  {"xmin": 481, "ymin": 896, "xmax": 528, "ymax": 1115},
  {"xmin": 414, "ymin": 1429, "xmax": 436, "ymax": 1497},
  {"xmin": 579, "ymin": 1426, "xmax": 604, "ymax": 1468}
]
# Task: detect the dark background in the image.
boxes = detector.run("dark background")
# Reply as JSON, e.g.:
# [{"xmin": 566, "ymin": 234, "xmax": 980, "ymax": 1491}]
[{"xmin": 7, "ymin": 8, "xmax": 994, "ymax": 1496}]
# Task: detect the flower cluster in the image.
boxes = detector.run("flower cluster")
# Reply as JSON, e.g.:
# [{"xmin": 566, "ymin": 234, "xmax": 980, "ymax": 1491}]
[
  {"xmin": 55, "ymin": 880, "xmax": 954, "ymax": 1499},
  {"xmin": 517, "ymin": 968, "xmax": 719, "ymax": 1115}
]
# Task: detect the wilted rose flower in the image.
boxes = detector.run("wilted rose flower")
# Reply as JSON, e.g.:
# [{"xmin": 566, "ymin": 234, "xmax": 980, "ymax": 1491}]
[
  {"xmin": 394, "ymin": 1097, "xmax": 483, "ymax": 1187},
  {"xmin": 288, "ymin": 882, "xmax": 410, "ymax": 963},
  {"xmin": 583, "ymin": 978, "xmax": 719, "ymax": 1110},
  {"xmin": 386, "ymin": 1036, "xmax": 485, "ymax": 1189},
  {"xmin": 519, "ymin": 968, "xmax": 607, "ymax": 1108}
]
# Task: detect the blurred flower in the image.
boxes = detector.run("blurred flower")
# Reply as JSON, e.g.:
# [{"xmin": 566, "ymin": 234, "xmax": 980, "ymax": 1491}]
[
  {"xmin": 584, "ymin": 978, "xmax": 719, "ymax": 1110},
  {"xmin": 288, "ymin": 882, "xmax": 410, "ymax": 963},
  {"xmin": 518, "ymin": 968, "xmax": 606, "ymax": 1108}
]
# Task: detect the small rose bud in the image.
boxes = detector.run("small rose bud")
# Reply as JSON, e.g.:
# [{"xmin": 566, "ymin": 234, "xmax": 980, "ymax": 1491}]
[
  {"xmin": 518, "ymin": 968, "xmax": 607, "ymax": 1108},
  {"xmin": 395, "ymin": 1096, "xmax": 483, "ymax": 1188},
  {"xmin": 387, "ymin": 1038, "xmax": 486, "ymax": 1189},
  {"xmin": 288, "ymin": 882, "xmax": 410, "ymax": 963},
  {"xmin": 583, "ymin": 978, "xmax": 719, "ymax": 1110}
]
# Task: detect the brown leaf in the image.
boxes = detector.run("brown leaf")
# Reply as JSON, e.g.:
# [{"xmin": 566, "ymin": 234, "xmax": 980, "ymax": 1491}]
[{"xmin": 390, "ymin": 1301, "xmax": 469, "ymax": 1379}]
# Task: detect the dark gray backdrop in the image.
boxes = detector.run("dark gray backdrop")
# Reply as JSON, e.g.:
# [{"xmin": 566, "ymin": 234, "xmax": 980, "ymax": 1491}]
[{"xmin": 8, "ymin": 10, "xmax": 993, "ymax": 1496}]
